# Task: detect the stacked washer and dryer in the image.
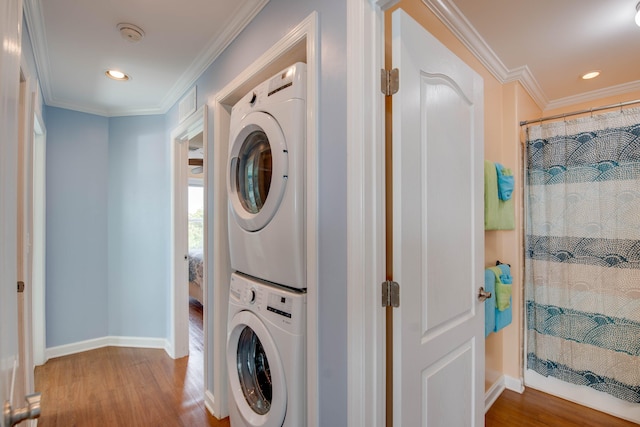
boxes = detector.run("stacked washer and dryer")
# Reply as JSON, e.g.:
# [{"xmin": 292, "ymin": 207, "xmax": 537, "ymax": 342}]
[{"xmin": 226, "ymin": 63, "xmax": 307, "ymax": 427}]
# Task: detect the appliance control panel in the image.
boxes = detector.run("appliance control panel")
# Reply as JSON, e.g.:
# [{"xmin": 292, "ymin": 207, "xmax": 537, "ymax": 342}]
[{"xmin": 230, "ymin": 273, "xmax": 306, "ymax": 333}]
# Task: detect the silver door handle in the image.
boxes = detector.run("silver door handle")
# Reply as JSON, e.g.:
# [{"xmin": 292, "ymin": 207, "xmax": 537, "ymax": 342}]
[
  {"xmin": 478, "ymin": 287, "xmax": 492, "ymax": 302},
  {"xmin": 4, "ymin": 393, "xmax": 41, "ymax": 427}
]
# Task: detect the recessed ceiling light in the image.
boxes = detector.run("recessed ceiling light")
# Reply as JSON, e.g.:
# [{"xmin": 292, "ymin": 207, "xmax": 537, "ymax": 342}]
[
  {"xmin": 581, "ymin": 70, "xmax": 600, "ymax": 80},
  {"xmin": 105, "ymin": 69, "xmax": 130, "ymax": 81}
]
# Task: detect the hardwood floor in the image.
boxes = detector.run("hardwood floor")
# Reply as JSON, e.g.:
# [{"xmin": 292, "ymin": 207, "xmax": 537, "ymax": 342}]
[
  {"xmin": 486, "ymin": 388, "xmax": 639, "ymax": 427},
  {"xmin": 34, "ymin": 300, "xmax": 638, "ymax": 426},
  {"xmin": 34, "ymin": 299, "xmax": 229, "ymax": 427}
]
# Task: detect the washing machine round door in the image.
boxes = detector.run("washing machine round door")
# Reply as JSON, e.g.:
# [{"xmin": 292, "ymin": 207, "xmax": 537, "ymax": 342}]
[
  {"xmin": 227, "ymin": 311, "xmax": 286, "ymax": 427},
  {"xmin": 228, "ymin": 111, "xmax": 288, "ymax": 232}
]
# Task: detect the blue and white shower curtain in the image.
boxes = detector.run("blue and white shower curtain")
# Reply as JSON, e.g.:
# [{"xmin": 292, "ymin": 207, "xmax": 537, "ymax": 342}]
[{"xmin": 525, "ymin": 107, "xmax": 640, "ymax": 403}]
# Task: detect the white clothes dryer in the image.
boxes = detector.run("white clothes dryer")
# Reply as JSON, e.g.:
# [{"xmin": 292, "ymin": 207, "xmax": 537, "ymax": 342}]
[
  {"xmin": 227, "ymin": 272, "xmax": 306, "ymax": 427},
  {"xmin": 227, "ymin": 63, "xmax": 306, "ymax": 290}
]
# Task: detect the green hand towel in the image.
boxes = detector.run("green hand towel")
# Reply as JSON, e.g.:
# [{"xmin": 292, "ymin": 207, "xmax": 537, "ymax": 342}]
[
  {"xmin": 489, "ymin": 266, "xmax": 512, "ymax": 311},
  {"xmin": 484, "ymin": 160, "xmax": 515, "ymax": 230}
]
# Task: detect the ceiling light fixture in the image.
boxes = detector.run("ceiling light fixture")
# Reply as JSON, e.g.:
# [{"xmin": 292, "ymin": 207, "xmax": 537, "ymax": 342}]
[
  {"xmin": 105, "ymin": 69, "xmax": 130, "ymax": 81},
  {"xmin": 581, "ymin": 70, "xmax": 600, "ymax": 80},
  {"xmin": 636, "ymin": 2, "xmax": 640, "ymax": 27}
]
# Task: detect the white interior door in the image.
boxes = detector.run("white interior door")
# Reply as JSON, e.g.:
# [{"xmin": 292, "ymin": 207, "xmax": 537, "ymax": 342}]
[{"xmin": 391, "ymin": 9, "xmax": 484, "ymax": 426}]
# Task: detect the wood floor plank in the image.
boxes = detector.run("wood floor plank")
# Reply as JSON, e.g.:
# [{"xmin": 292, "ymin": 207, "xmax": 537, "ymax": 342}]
[
  {"xmin": 35, "ymin": 300, "xmax": 229, "ymax": 427},
  {"xmin": 486, "ymin": 387, "xmax": 638, "ymax": 427}
]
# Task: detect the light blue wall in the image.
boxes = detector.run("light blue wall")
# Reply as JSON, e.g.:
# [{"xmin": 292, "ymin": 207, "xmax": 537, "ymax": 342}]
[
  {"xmin": 44, "ymin": 0, "xmax": 348, "ymax": 422},
  {"xmin": 166, "ymin": 0, "xmax": 348, "ymax": 424},
  {"xmin": 45, "ymin": 106, "xmax": 110, "ymax": 346},
  {"xmin": 45, "ymin": 110, "xmax": 169, "ymax": 345},
  {"xmin": 107, "ymin": 115, "xmax": 168, "ymax": 338}
]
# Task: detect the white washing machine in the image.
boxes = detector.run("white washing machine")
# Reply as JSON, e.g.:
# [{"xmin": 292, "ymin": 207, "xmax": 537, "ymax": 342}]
[
  {"xmin": 227, "ymin": 62, "xmax": 306, "ymax": 290},
  {"xmin": 227, "ymin": 272, "xmax": 306, "ymax": 427}
]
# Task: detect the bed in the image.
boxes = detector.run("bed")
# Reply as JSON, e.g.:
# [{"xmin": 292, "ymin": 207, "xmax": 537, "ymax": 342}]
[{"xmin": 188, "ymin": 249, "xmax": 204, "ymax": 304}]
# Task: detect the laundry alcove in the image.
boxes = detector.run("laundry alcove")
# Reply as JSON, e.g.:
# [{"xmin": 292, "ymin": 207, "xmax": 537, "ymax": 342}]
[{"xmin": 207, "ymin": 12, "xmax": 319, "ymax": 421}]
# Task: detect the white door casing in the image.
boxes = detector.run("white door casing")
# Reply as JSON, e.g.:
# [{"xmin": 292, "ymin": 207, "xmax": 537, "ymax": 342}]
[
  {"xmin": 1, "ymin": 0, "xmax": 24, "ymax": 422},
  {"xmin": 391, "ymin": 9, "xmax": 484, "ymax": 427},
  {"xmin": 16, "ymin": 70, "xmax": 37, "ymax": 426},
  {"xmin": 31, "ymin": 110, "xmax": 46, "ymax": 368},
  {"xmin": 170, "ymin": 106, "xmax": 207, "ymax": 360}
]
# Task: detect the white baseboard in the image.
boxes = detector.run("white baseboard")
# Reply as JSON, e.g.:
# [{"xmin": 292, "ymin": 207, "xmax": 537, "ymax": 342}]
[
  {"xmin": 484, "ymin": 379, "xmax": 505, "ymax": 413},
  {"xmin": 485, "ymin": 375, "xmax": 524, "ymax": 413},
  {"xmin": 504, "ymin": 375, "xmax": 524, "ymax": 393},
  {"xmin": 525, "ymin": 369, "xmax": 640, "ymax": 424},
  {"xmin": 45, "ymin": 336, "xmax": 169, "ymax": 360},
  {"xmin": 205, "ymin": 390, "xmax": 216, "ymax": 417}
]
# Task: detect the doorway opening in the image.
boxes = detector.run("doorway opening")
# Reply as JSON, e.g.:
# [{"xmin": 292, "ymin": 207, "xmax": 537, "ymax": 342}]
[
  {"xmin": 187, "ymin": 135, "xmax": 205, "ymax": 355},
  {"xmin": 170, "ymin": 106, "xmax": 207, "ymax": 362}
]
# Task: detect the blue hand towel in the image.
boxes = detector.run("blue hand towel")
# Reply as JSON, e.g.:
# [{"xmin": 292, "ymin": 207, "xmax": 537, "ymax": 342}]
[
  {"xmin": 495, "ymin": 163, "xmax": 514, "ymax": 201},
  {"xmin": 494, "ymin": 264, "xmax": 512, "ymax": 332},
  {"xmin": 484, "ymin": 269, "xmax": 496, "ymax": 337}
]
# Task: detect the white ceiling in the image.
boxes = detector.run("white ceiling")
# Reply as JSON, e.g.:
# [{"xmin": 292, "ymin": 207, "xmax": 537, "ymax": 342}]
[
  {"xmin": 24, "ymin": 0, "xmax": 268, "ymax": 117},
  {"xmin": 24, "ymin": 0, "xmax": 640, "ymax": 116}
]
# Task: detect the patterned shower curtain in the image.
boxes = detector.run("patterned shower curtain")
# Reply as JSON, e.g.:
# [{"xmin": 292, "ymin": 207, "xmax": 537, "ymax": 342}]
[{"xmin": 525, "ymin": 107, "xmax": 640, "ymax": 403}]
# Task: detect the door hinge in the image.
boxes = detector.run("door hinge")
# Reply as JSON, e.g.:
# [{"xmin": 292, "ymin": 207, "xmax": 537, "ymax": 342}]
[
  {"xmin": 380, "ymin": 68, "xmax": 399, "ymax": 96},
  {"xmin": 381, "ymin": 280, "xmax": 400, "ymax": 307},
  {"xmin": 17, "ymin": 281, "xmax": 25, "ymax": 293}
]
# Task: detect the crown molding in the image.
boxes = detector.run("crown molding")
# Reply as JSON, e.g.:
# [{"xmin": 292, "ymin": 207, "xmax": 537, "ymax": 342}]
[
  {"xmin": 23, "ymin": 0, "xmax": 269, "ymax": 117},
  {"xmin": 544, "ymin": 79, "xmax": 640, "ymax": 112},
  {"xmin": 374, "ymin": 0, "xmax": 400, "ymax": 9},
  {"xmin": 23, "ymin": 0, "xmax": 54, "ymax": 106},
  {"xmin": 158, "ymin": 0, "xmax": 269, "ymax": 114},
  {"xmin": 45, "ymin": 98, "xmax": 165, "ymax": 118},
  {"xmin": 419, "ymin": 0, "xmax": 640, "ymax": 112},
  {"xmin": 420, "ymin": 0, "xmax": 548, "ymax": 109}
]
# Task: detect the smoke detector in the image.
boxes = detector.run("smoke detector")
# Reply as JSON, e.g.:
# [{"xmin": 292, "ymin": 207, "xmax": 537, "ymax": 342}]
[{"xmin": 117, "ymin": 23, "xmax": 145, "ymax": 43}]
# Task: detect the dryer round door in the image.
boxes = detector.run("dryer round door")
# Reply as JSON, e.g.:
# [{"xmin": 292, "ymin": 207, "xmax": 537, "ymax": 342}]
[
  {"xmin": 228, "ymin": 111, "xmax": 288, "ymax": 232},
  {"xmin": 227, "ymin": 310, "xmax": 286, "ymax": 427}
]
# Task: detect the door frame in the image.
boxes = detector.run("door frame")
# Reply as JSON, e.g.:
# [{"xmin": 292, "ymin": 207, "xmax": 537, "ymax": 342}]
[
  {"xmin": 346, "ymin": 0, "xmax": 396, "ymax": 426},
  {"xmin": 18, "ymin": 55, "xmax": 44, "ymax": 413},
  {"xmin": 211, "ymin": 11, "xmax": 318, "ymax": 423},
  {"xmin": 169, "ymin": 105, "xmax": 208, "ymax": 360},
  {"xmin": 31, "ymin": 107, "xmax": 46, "ymax": 368}
]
